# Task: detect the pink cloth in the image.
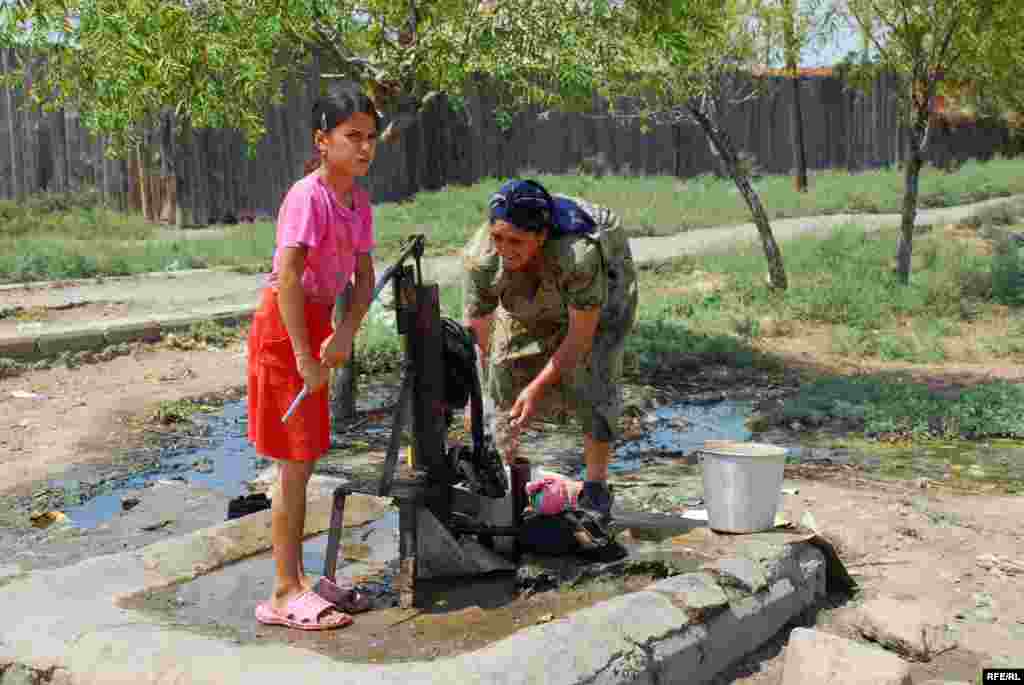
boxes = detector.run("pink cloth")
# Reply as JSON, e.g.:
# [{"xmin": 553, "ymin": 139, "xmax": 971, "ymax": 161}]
[
  {"xmin": 526, "ymin": 475, "xmax": 582, "ymax": 516},
  {"xmin": 266, "ymin": 174, "xmax": 375, "ymax": 304}
]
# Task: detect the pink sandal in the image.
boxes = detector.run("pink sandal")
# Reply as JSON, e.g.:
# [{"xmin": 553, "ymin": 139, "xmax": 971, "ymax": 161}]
[
  {"xmin": 255, "ymin": 590, "xmax": 354, "ymax": 631},
  {"xmin": 315, "ymin": 577, "xmax": 372, "ymax": 614}
]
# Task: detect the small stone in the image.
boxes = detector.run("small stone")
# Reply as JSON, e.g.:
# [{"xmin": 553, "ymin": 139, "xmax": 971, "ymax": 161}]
[
  {"xmin": 781, "ymin": 628, "xmax": 912, "ymax": 685},
  {"xmin": 649, "ymin": 571, "xmax": 728, "ymax": 620},
  {"xmin": 714, "ymin": 557, "xmax": 768, "ymax": 594},
  {"xmin": 852, "ymin": 597, "xmax": 958, "ymax": 661}
]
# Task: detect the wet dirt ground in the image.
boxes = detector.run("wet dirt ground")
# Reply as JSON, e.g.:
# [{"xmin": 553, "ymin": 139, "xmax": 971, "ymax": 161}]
[{"xmin": 1, "ymin": 344, "xmax": 1022, "ymax": 681}]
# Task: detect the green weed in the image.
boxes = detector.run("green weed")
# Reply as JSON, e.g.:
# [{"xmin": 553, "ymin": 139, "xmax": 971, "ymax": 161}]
[
  {"xmin": 6, "ymin": 156, "xmax": 1024, "ymax": 282},
  {"xmin": 780, "ymin": 375, "xmax": 1024, "ymax": 440}
]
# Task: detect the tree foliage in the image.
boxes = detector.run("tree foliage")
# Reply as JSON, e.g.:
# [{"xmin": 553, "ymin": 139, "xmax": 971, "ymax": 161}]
[
  {"xmin": 837, "ymin": 0, "xmax": 1024, "ymax": 284},
  {"xmin": 0, "ymin": 0, "xmax": 607, "ymax": 151}
]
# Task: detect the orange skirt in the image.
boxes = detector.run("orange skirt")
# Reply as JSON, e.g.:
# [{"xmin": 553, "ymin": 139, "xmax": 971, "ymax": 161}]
[{"xmin": 247, "ymin": 288, "xmax": 333, "ymax": 461}]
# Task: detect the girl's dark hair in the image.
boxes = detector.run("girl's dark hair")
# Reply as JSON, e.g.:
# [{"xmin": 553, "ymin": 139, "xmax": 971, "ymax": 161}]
[{"xmin": 304, "ymin": 80, "xmax": 382, "ymax": 175}]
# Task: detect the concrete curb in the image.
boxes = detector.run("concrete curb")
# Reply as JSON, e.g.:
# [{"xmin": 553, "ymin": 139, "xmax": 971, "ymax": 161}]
[
  {"xmin": 0, "ymin": 267, "xmax": 241, "ymax": 293},
  {"xmin": 0, "ymin": 306, "xmax": 257, "ymax": 362},
  {"xmin": 0, "ymin": 490, "xmax": 843, "ymax": 685}
]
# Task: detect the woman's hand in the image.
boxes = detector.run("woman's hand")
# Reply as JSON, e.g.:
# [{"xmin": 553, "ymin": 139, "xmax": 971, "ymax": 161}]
[
  {"xmin": 296, "ymin": 353, "xmax": 330, "ymax": 393},
  {"xmin": 320, "ymin": 325, "xmax": 354, "ymax": 369},
  {"xmin": 509, "ymin": 383, "xmax": 544, "ymax": 429}
]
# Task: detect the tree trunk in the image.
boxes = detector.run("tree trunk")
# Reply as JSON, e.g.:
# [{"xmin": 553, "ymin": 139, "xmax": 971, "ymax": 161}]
[
  {"xmin": 896, "ymin": 139, "xmax": 925, "ymax": 285},
  {"xmin": 158, "ymin": 112, "xmax": 176, "ymax": 224},
  {"xmin": 783, "ymin": 3, "xmax": 808, "ymax": 193},
  {"xmin": 895, "ymin": 85, "xmax": 934, "ymax": 286},
  {"xmin": 330, "ymin": 282, "xmax": 359, "ymax": 425},
  {"xmin": 138, "ymin": 141, "xmax": 151, "ymax": 221},
  {"xmin": 690, "ymin": 105, "xmax": 788, "ymax": 291}
]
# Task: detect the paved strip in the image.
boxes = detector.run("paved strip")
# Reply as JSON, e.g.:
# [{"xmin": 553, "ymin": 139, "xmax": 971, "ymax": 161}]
[{"xmin": 2, "ymin": 194, "xmax": 1022, "ymax": 361}]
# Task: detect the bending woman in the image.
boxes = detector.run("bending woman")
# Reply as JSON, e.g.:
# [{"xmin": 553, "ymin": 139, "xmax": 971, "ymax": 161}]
[{"xmin": 462, "ymin": 179, "xmax": 638, "ymax": 523}]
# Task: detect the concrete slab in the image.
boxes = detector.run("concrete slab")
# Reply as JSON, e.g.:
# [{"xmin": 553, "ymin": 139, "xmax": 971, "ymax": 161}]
[
  {"xmin": 35, "ymin": 328, "xmax": 107, "ymax": 356},
  {"xmin": 103, "ymin": 320, "xmax": 163, "ymax": 345},
  {"xmin": 0, "ymin": 479, "xmax": 845, "ymax": 685}
]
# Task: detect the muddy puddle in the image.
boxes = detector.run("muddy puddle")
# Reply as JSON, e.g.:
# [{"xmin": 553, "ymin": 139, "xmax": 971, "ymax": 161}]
[
  {"xmin": 58, "ymin": 401, "xmax": 273, "ymax": 529},
  {"xmin": 53, "ymin": 380, "xmax": 404, "ymax": 529},
  {"xmin": 52, "ymin": 385, "xmax": 1024, "ymax": 531}
]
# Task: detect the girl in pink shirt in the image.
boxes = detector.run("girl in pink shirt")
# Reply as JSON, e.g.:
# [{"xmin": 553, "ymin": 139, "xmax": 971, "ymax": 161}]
[{"xmin": 248, "ymin": 81, "xmax": 378, "ymax": 631}]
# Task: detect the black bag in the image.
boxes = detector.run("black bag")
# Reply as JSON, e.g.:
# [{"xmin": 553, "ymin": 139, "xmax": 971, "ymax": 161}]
[
  {"xmin": 517, "ymin": 508, "xmax": 627, "ymax": 563},
  {"xmin": 441, "ymin": 317, "xmax": 477, "ymax": 409}
]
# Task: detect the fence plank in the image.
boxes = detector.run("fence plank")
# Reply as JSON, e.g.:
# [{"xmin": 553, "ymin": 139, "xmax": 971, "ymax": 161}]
[
  {"xmin": 0, "ymin": 48, "xmax": 14, "ymax": 200},
  {"xmin": 1, "ymin": 62, "xmax": 1017, "ymax": 216},
  {"xmin": 21, "ymin": 55, "xmax": 38, "ymax": 197},
  {"xmin": 50, "ymin": 109, "xmax": 68, "ymax": 192}
]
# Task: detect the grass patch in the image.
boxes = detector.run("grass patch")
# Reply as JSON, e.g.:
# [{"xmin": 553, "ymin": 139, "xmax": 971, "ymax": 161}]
[
  {"xmin": 370, "ymin": 157, "xmax": 1024, "ymax": 256},
  {"xmin": 166, "ymin": 320, "xmax": 245, "ymax": 350},
  {"xmin": 152, "ymin": 398, "xmax": 220, "ymax": 425},
  {"xmin": 6, "ymin": 157, "xmax": 1024, "ymax": 282},
  {"xmin": 351, "ymin": 283, "xmax": 465, "ymax": 374},
  {"xmin": 624, "ymin": 300, "xmax": 773, "ymax": 376},
  {"xmin": 780, "ymin": 374, "xmax": 1024, "ymax": 440},
  {"xmin": 982, "ymin": 316, "xmax": 1024, "ymax": 358},
  {"xmin": 990, "ymin": 233, "xmax": 1024, "ymax": 306},
  {"xmin": 641, "ymin": 218, "xmax": 1017, "ymax": 365}
]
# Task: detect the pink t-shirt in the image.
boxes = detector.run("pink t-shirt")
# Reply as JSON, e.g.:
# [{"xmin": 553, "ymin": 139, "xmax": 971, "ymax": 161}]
[{"xmin": 267, "ymin": 174, "xmax": 375, "ymax": 304}]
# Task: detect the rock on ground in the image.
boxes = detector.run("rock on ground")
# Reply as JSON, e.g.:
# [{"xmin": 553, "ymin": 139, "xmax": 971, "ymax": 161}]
[
  {"xmin": 848, "ymin": 596, "xmax": 958, "ymax": 661},
  {"xmin": 780, "ymin": 627, "xmax": 912, "ymax": 685}
]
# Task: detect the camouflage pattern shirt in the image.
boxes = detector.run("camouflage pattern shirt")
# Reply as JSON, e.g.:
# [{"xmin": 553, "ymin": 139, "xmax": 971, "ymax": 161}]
[{"xmin": 462, "ymin": 195, "xmax": 636, "ymax": 368}]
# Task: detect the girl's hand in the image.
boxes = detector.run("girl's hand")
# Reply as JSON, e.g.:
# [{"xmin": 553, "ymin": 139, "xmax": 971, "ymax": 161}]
[
  {"xmin": 321, "ymin": 327, "xmax": 354, "ymax": 369},
  {"xmin": 297, "ymin": 353, "xmax": 330, "ymax": 393},
  {"xmin": 509, "ymin": 384, "xmax": 544, "ymax": 429}
]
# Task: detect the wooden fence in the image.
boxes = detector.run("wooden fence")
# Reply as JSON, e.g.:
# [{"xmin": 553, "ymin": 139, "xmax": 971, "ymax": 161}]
[{"xmin": 1, "ymin": 48, "xmax": 1017, "ymax": 224}]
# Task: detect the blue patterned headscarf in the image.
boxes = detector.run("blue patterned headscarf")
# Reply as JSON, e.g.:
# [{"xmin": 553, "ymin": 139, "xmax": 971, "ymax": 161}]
[{"xmin": 488, "ymin": 179, "xmax": 596, "ymax": 236}]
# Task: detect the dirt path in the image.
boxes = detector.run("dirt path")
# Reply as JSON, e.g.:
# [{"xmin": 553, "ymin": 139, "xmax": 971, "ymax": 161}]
[
  {"xmin": 714, "ymin": 475, "xmax": 1024, "ymax": 683},
  {"xmin": 0, "ymin": 339, "xmax": 247, "ymax": 498}
]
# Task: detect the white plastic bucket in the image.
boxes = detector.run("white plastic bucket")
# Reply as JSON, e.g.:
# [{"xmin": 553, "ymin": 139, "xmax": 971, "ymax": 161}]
[{"xmin": 700, "ymin": 442, "xmax": 788, "ymax": 533}]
